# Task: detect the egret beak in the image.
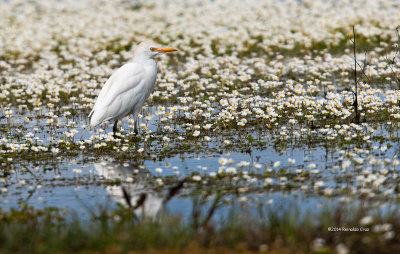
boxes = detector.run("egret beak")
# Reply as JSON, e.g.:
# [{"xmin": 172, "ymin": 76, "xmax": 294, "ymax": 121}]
[{"xmin": 152, "ymin": 47, "xmax": 178, "ymax": 53}]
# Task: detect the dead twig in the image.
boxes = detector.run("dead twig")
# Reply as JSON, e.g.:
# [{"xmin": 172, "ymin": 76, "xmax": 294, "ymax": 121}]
[
  {"xmin": 201, "ymin": 192, "xmax": 221, "ymax": 227},
  {"xmin": 352, "ymin": 25, "xmax": 360, "ymax": 124},
  {"xmin": 163, "ymin": 180, "xmax": 185, "ymax": 205}
]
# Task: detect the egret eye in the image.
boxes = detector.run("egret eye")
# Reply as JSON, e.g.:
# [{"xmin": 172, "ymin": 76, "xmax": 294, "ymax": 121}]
[{"xmin": 150, "ymin": 47, "xmax": 156, "ymax": 52}]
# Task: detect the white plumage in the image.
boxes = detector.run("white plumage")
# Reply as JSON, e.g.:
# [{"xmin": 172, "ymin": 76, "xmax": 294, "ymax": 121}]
[{"xmin": 89, "ymin": 42, "xmax": 177, "ymax": 135}]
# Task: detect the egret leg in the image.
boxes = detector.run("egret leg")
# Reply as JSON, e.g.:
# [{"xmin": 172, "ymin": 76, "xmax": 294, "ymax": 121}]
[
  {"xmin": 113, "ymin": 120, "xmax": 118, "ymax": 138},
  {"xmin": 134, "ymin": 118, "xmax": 138, "ymax": 135}
]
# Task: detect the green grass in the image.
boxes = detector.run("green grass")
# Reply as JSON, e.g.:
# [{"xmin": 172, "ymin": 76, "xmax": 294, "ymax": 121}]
[{"xmin": 0, "ymin": 204, "xmax": 399, "ymax": 253}]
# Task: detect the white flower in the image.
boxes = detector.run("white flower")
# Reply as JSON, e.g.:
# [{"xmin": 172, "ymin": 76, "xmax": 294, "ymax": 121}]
[
  {"xmin": 360, "ymin": 216, "xmax": 373, "ymax": 226},
  {"xmin": 192, "ymin": 175, "xmax": 201, "ymax": 181},
  {"xmin": 219, "ymin": 158, "xmax": 228, "ymax": 165},
  {"xmin": 209, "ymin": 172, "xmax": 217, "ymax": 177},
  {"xmin": 239, "ymin": 196, "xmax": 247, "ymax": 202},
  {"xmin": 314, "ymin": 181, "xmax": 324, "ymax": 188},
  {"xmin": 254, "ymin": 163, "xmax": 262, "ymax": 169},
  {"xmin": 225, "ymin": 167, "xmax": 236, "ymax": 174},
  {"xmin": 5, "ymin": 110, "xmax": 12, "ymax": 118},
  {"xmin": 307, "ymin": 163, "xmax": 316, "ymax": 169},
  {"xmin": 312, "ymin": 238, "xmax": 325, "ymax": 251},
  {"xmin": 383, "ymin": 231, "xmax": 395, "ymax": 240},
  {"xmin": 335, "ymin": 243, "xmax": 349, "ymax": 254},
  {"xmin": 73, "ymin": 169, "xmax": 82, "ymax": 174},
  {"xmin": 342, "ymin": 160, "xmax": 351, "ymax": 169},
  {"xmin": 203, "ymin": 124, "xmax": 212, "ymax": 130},
  {"xmin": 51, "ymin": 147, "xmax": 59, "ymax": 154},
  {"xmin": 155, "ymin": 178, "xmax": 163, "ymax": 186}
]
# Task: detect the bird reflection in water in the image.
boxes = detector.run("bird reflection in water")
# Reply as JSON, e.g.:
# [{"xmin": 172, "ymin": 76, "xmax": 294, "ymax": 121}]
[{"xmin": 93, "ymin": 158, "xmax": 183, "ymax": 219}]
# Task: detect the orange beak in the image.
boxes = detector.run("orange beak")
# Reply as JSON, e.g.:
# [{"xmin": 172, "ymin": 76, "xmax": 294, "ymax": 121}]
[{"xmin": 152, "ymin": 47, "xmax": 178, "ymax": 53}]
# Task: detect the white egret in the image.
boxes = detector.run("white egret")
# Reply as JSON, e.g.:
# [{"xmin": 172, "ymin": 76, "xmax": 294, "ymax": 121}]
[{"xmin": 89, "ymin": 42, "xmax": 177, "ymax": 137}]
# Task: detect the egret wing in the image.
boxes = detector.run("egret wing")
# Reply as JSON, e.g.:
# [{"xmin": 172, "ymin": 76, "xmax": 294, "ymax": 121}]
[{"xmin": 90, "ymin": 62, "xmax": 145, "ymax": 126}]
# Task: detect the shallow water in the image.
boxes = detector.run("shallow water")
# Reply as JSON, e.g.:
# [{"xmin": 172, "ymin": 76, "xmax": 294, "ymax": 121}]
[{"xmin": 2, "ymin": 108, "xmax": 400, "ymax": 220}]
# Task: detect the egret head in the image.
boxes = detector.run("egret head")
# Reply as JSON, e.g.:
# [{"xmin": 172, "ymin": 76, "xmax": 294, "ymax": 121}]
[{"xmin": 133, "ymin": 41, "xmax": 177, "ymax": 60}]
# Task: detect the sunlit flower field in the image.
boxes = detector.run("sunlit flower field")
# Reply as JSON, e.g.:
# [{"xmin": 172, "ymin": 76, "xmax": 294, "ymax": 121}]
[{"xmin": 1, "ymin": 0, "xmax": 400, "ymax": 253}]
